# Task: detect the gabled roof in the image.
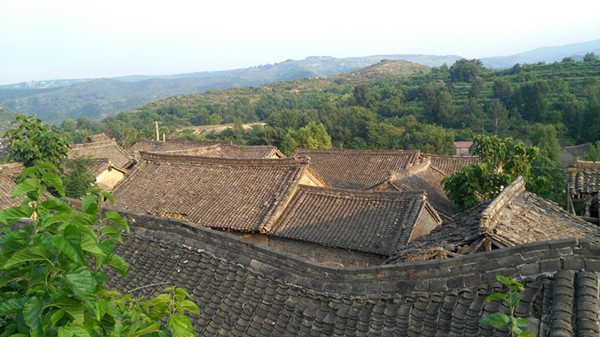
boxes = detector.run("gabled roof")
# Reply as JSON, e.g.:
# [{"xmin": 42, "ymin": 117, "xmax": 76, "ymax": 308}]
[
  {"xmin": 390, "ymin": 176, "xmax": 599, "ymax": 262},
  {"xmin": 111, "ymin": 152, "xmax": 311, "ymax": 233},
  {"xmin": 128, "ymin": 139, "xmax": 284, "ymax": 159},
  {"xmin": 268, "ymin": 185, "xmax": 441, "ymax": 256},
  {"xmin": 82, "ymin": 133, "xmax": 111, "ymax": 143},
  {"xmin": 424, "ymin": 154, "xmax": 479, "ymax": 176},
  {"xmin": 566, "ymin": 160, "xmax": 600, "ymax": 196},
  {"xmin": 389, "ymin": 157, "xmax": 456, "ymax": 217},
  {"xmin": 127, "ymin": 139, "xmax": 229, "ymax": 156},
  {"xmin": 68, "ymin": 140, "xmax": 133, "ymax": 169},
  {"xmin": 97, "ymin": 209, "xmax": 600, "ymax": 337},
  {"xmin": 480, "ymin": 176, "xmax": 597, "ymax": 247},
  {"xmin": 561, "ymin": 144, "xmax": 590, "ymax": 169},
  {"xmin": 0, "ymin": 163, "xmax": 25, "ymax": 211},
  {"xmin": 291, "ymin": 148, "xmax": 421, "ymax": 189}
]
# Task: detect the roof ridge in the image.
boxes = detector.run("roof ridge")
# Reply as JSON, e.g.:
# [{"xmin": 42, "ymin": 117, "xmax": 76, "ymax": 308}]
[
  {"xmin": 138, "ymin": 151, "xmax": 309, "ymax": 167},
  {"xmin": 293, "ymin": 148, "xmax": 421, "ymax": 156},
  {"xmin": 389, "ymin": 157, "xmax": 432, "ymax": 179},
  {"xmin": 296, "ymin": 184, "xmax": 427, "ymax": 201},
  {"xmin": 479, "ymin": 176, "xmax": 526, "ymax": 234}
]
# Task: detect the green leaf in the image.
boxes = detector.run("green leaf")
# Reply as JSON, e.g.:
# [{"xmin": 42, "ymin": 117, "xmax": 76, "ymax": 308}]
[
  {"xmin": 1, "ymin": 245, "xmax": 52, "ymax": 269},
  {"xmin": 81, "ymin": 194, "xmax": 99, "ymax": 215},
  {"xmin": 40, "ymin": 198, "xmax": 72, "ymax": 214},
  {"xmin": 519, "ymin": 331, "xmax": 535, "ymax": 337},
  {"xmin": 12, "ymin": 178, "xmax": 39, "ymax": 198},
  {"xmin": 65, "ymin": 270, "xmax": 98, "ymax": 309},
  {"xmin": 1, "ymin": 205, "xmax": 34, "ymax": 221},
  {"xmin": 175, "ymin": 287, "xmax": 191, "ymax": 301},
  {"xmin": 496, "ymin": 274, "xmax": 512, "ymax": 285},
  {"xmin": 43, "ymin": 173, "xmax": 65, "ymax": 197},
  {"xmin": 0, "ymin": 297, "xmax": 27, "ymax": 314},
  {"xmin": 481, "ymin": 312, "xmax": 510, "ymax": 329},
  {"xmin": 104, "ymin": 211, "xmax": 129, "ymax": 232},
  {"xmin": 101, "ymin": 191, "xmax": 114, "ymax": 205},
  {"xmin": 53, "ymin": 236, "xmax": 84, "ymax": 263},
  {"xmin": 101, "ymin": 225, "xmax": 123, "ymax": 243},
  {"xmin": 23, "ymin": 296, "xmax": 43, "ymax": 331},
  {"xmin": 149, "ymin": 302, "xmax": 169, "ymax": 320},
  {"xmin": 81, "ymin": 232, "xmax": 106, "ymax": 257},
  {"xmin": 50, "ymin": 309, "xmax": 66, "ymax": 327},
  {"xmin": 179, "ymin": 299, "xmax": 200, "ymax": 316},
  {"xmin": 147, "ymin": 293, "xmax": 172, "ymax": 306},
  {"xmin": 515, "ymin": 317, "xmax": 530, "ymax": 328},
  {"xmin": 52, "ymin": 297, "xmax": 85, "ymax": 323},
  {"xmin": 168, "ymin": 313, "xmax": 194, "ymax": 337},
  {"xmin": 486, "ymin": 293, "xmax": 506, "ymax": 302},
  {"xmin": 104, "ymin": 254, "xmax": 128, "ymax": 277},
  {"xmin": 128, "ymin": 323, "xmax": 162, "ymax": 337}
]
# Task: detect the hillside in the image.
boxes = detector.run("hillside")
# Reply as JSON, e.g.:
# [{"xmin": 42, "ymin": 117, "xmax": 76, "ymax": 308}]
[
  {"xmin": 482, "ymin": 39, "xmax": 600, "ymax": 68},
  {"xmin": 0, "ymin": 106, "xmax": 17, "ymax": 136},
  {"xmin": 0, "ymin": 55, "xmax": 452, "ymax": 125}
]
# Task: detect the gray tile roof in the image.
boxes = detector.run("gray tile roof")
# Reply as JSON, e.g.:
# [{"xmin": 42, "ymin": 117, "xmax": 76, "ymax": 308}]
[
  {"xmin": 390, "ymin": 177, "xmax": 600, "ymax": 263},
  {"xmin": 68, "ymin": 139, "xmax": 133, "ymax": 169},
  {"xmin": 82, "ymin": 133, "xmax": 111, "ymax": 143},
  {"xmin": 424, "ymin": 154, "xmax": 479, "ymax": 176},
  {"xmin": 566, "ymin": 161, "xmax": 600, "ymax": 196},
  {"xmin": 96, "ymin": 210, "xmax": 600, "ymax": 337},
  {"xmin": 111, "ymin": 152, "xmax": 310, "ymax": 233},
  {"xmin": 268, "ymin": 185, "xmax": 441, "ymax": 256},
  {"xmin": 561, "ymin": 144, "xmax": 590, "ymax": 170},
  {"xmin": 389, "ymin": 157, "xmax": 457, "ymax": 217},
  {"xmin": 291, "ymin": 149, "xmax": 421, "ymax": 190},
  {"xmin": 128, "ymin": 139, "xmax": 284, "ymax": 159}
]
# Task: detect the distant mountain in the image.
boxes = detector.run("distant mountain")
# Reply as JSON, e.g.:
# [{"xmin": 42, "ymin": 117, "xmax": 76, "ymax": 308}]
[
  {"xmin": 0, "ymin": 55, "xmax": 459, "ymax": 125},
  {"xmin": 481, "ymin": 39, "xmax": 600, "ymax": 68}
]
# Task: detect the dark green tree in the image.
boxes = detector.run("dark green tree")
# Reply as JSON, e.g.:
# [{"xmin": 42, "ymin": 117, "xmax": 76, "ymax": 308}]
[
  {"xmin": 519, "ymin": 80, "xmax": 550, "ymax": 122},
  {"xmin": 449, "ymin": 59, "xmax": 483, "ymax": 83},
  {"xmin": 63, "ymin": 156, "xmax": 97, "ymax": 199},
  {"xmin": 4, "ymin": 114, "xmax": 71, "ymax": 170}
]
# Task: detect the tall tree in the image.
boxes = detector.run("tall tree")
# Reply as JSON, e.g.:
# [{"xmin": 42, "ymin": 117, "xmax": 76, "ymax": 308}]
[{"xmin": 449, "ymin": 59, "xmax": 483, "ymax": 83}]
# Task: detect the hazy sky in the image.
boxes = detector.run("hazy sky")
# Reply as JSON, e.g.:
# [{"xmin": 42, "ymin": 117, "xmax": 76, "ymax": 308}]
[{"xmin": 1, "ymin": 0, "xmax": 599, "ymax": 85}]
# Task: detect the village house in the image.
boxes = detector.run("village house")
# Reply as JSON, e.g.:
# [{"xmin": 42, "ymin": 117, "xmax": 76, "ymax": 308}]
[
  {"xmin": 68, "ymin": 137, "xmax": 134, "ymax": 169},
  {"xmin": 566, "ymin": 160, "xmax": 600, "ymax": 220},
  {"xmin": 453, "ymin": 141, "xmax": 473, "ymax": 156},
  {"xmin": 390, "ymin": 176, "xmax": 599, "ymax": 262},
  {"xmin": 0, "ymin": 163, "xmax": 26, "ymax": 210},
  {"xmin": 83, "ymin": 203, "xmax": 599, "ymax": 337}
]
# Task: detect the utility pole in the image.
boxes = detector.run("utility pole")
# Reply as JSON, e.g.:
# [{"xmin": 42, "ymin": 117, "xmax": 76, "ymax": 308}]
[{"xmin": 154, "ymin": 121, "xmax": 159, "ymax": 141}]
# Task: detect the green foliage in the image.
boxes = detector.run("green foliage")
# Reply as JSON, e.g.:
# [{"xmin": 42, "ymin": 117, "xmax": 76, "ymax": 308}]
[
  {"xmin": 4, "ymin": 114, "xmax": 71, "ymax": 169},
  {"xmin": 0, "ymin": 164, "xmax": 198, "ymax": 336},
  {"xmin": 63, "ymin": 156, "xmax": 97, "ymax": 199},
  {"xmin": 443, "ymin": 135, "xmax": 539, "ymax": 211},
  {"xmin": 481, "ymin": 275, "xmax": 534, "ymax": 337},
  {"xmin": 584, "ymin": 141, "xmax": 600, "ymax": 162},
  {"xmin": 449, "ymin": 59, "xmax": 483, "ymax": 83}
]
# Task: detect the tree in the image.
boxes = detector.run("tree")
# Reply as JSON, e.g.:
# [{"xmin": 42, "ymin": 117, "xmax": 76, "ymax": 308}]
[
  {"xmin": 4, "ymin": 114, "xmax": 71, "ymax": 170},
  {"xmin": 294, "ymin": 122, "xmax": 332, "ymax": 150},
  {"xmin": 519, "ymin": 80, "xmax": 549, "ymax": 122},
  {"xmin": 485, "ymin": 99, "xmax": 509, "ymax": 136},
  {"xmin": 583, "ymin": 52, "xmax": 598, "ymax": 62},
  {"xmin": 0, "ymin": 164, "xmax": 199, "ymax": 336},
  {"xmin": 423, "ymin": 84, "xmax": 454, "ymax": 124},
  {"xmin": 63, "ymin": 156, "xmax": 97, "ymax": 198},
  {"xmin": 352, "ymin": 84, "xmax": 370, "ymax": 107},
  {"xmin": 492, "ymin": 78, "xmax": 513, "ymax": 110},
  {"xmin": 443, "ymin": 135, "xmax": 539, "ymax": 211},
  {"xmin": 530, "ymin": 124, "xmax": 560, "ymax": 163},
  {"xmin": 449, "ymin": 59, "xmax": 483, "ymax": 83}
]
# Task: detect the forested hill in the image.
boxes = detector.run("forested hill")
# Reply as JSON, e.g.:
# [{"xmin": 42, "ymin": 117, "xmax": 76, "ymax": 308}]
[
  {"xmin": 0, "ymin": 55, "xmax": 457, "ymax": 125},
  {"xmin": 69, "ymin": 57, "xmax": 600, "ymax": 157}
]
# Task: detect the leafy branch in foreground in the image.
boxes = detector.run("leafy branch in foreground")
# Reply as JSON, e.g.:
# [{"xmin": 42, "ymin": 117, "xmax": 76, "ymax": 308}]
[
  {"xmin": 0, "ymin": 163, "xmax": 198, "ymax": 336},
  {"xmin": 481, "ymin": 275, "xmax": 534, "ymax": 337}
]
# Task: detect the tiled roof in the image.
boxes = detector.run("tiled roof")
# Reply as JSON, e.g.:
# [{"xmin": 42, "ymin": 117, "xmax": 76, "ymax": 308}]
[
  {"xmin": 128, "ymin": 139, "xmax": 284, "ymax": 159},
  {"xmin": 68, "ymin": 140, "xmax": 133, "ymax": 169},
  {"xmin": 480, "ymin": 176, "xmax": 598, "ymax": 248},
  {"xmin": 390, "ymin": 177, "xmax": 600, "ymax": 262},
  {"xmin": 111, "ymin": 152, "xmax": 310, "ymax": 233},
  {"xmin": 389, "ymin": 157, "xmax": 456, "ymax": 217},
  {"xmin": 0, "ymin": 163, "xmax": 24, "ymax": 211},
  {"xmin": 83, "ymin": 133, "xmax": 111, "ymax": 143},
  {"xmin": 268, "ymin": 185, "xmax": 441, "ymax": 256},
  {"xmin": 424, "ymin": 154, "xmax": 479, "ymax": 176},
  {"xmin": 291, "ymin": 148, "xmax": 421, "ymax": 189},
  {"xmin": 127, "ymin": 139, "xmax": 229, "ymax": 155},
  {"xmin": 97, "ymin": 210, "xmax": 600, "ymax": 337},
  {"xmin": 566, "ymin": 161, "xmax": 600, "ymax": 196},
  {"xmin": 561, "ymin": 144, "xmax": 590, "ymax": 169}
]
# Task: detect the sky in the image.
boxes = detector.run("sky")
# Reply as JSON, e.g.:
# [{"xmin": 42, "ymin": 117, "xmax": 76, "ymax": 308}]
[{"xmin": 1, "ymin": 0, "xmax": 599, "ymax": 85}]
